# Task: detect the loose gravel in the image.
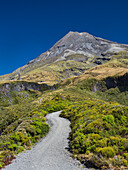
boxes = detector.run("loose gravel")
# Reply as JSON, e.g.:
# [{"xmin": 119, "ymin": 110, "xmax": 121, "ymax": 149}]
[{"xmin": 4, "ymin": 111, "xmax": 89, "ymax": 170}]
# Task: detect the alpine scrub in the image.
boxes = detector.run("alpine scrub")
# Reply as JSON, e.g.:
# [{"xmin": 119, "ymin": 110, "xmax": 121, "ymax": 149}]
[
  {"xmin": 60, "ymin": 99, "xmax": 128, "ymax": 169},
  {"xmin": 0, "ymin": 90, "xmax": 49, "ymax": 168},
  {"xmin": 0, "ymin": 94, "xmax": 70, "ymax": 168},
  {"xmin": 0, "ymin": 108, "xmax": 49, "ymax": 168}
]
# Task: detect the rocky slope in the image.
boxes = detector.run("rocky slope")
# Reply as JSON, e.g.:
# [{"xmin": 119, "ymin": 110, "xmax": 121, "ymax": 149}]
[
  {"xmin": 0, "ymin": 81, "xmax": 50, "ymax": 94},
  {"xmin": 0, "ymin": 31, "xmax": 128, "ymax": 85}
]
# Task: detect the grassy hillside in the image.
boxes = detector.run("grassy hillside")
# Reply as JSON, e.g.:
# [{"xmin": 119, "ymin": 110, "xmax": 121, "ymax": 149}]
[
  {"xmin": 59, "ymin": 51, "xmax": 128, "ymax": 86},
  {"xmin": 0, "ymin": 51, "xmax": 125, "ymax": 85},
  {"xmin": 56, "ymin": 51, "xmax": 128, "ymax": 105},
  {"xmin": 0, "ymin": 51, "xmax": 128, "ymax": 169}
]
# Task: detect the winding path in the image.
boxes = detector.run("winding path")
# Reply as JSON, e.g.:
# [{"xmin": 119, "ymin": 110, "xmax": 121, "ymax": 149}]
[{"xmin": 4, "ymin": 111, "xmax": 88, "ymax": 170}]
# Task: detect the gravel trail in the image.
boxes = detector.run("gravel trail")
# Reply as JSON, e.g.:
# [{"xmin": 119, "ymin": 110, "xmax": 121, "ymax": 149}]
[{"xmin": 4, "ymin": 111, "xmax": 88, "ymax": 170}]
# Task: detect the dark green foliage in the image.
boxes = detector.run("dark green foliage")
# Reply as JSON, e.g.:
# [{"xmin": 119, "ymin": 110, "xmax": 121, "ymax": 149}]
[
  {"xmin": 32, "ymin": 121, "xmax": 49, "ymax": 137},
  {"xmin": 78, "ymin": 78, "xmax": 106, "ymax": 92},
  {"xmin": 95, "ymin": 87, "xmax": 128, "ymax": 105}
]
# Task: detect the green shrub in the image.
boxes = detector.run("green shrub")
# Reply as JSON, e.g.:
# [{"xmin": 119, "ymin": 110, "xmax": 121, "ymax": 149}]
[
  {"xmin": 103, "ymin": 115, "xmax": 115, "ymax": 126},
  {"xmin": 109, "ymin": 136, "xmax": 121, "ymax": 146},
  {"xmin": 0, "ymin": 163, "xmax": 3, "ymax": 168},
  {"xmin": 96, "ymin": 147, "xmax": 115, "ymax": 158},
  {"xmin": 17, "ymin": 146, "xmax": 24, "ymax": 153},
  {"xmin": 120, "ymin": 116, "xmax": 127, "ymax": 125},
  {"xmin": 36, "ymin": 127, "xmax": 42, "ymax": 134},
  {"xmin": 96, "ymin": 139, "xmax": 107, "ymax": 147},
  {"xmin": 90, "ymin": 134, "xmax": 101, "ymax": 142},
  {"xmin": 86, "ymin": 119, "xmax": 103, "ymax": 133},
  {"xmin": 122, "ymin": 159, "xmax": 128, "ymax": 166},
  {"xmin": 10, "ymin": 133, "xmax": 21, "ymax": 142},
  {"xmin": 8, "ymin": 144, "xmax": 17, "ymax": 151},
  {"xmin": 123, "ymin": 153, "xmax": 128, "ymax": 160},
  {"xmin": 111, "ymin": 156, "xmax": 128, "ymax": 167}
]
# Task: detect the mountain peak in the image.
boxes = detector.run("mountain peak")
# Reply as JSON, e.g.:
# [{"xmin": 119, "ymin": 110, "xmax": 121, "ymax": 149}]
[
  {"xmin": 0, "ymin": 31, "xmax": 128, "ymax": 82},
  {"xmin": 50, "ymin": 31, "xmax": 96, "ymax": 52},
  {"xmin": 66, "ymin": 31, "xmax": 93, "ymax": 36},
  {"xmin": 62, "ymin": 31, "xmax": 94, "ymax": 40},
  {"xmin": 45, "ymin": 31, "xmax": 128, "ymax": 58},
  {"xmin": 25, "ymin": 31, "xmax": 128, "ymax": 68}
]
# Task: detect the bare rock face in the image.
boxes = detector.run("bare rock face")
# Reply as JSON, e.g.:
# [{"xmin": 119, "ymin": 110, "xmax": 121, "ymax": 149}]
[
  {"xmin": 28, "ymin": 31, "xmax": 128, "ymax": 64},
  {"xmin": 0, "ymin": 82, "xmax": 49, "ymax": 94}
]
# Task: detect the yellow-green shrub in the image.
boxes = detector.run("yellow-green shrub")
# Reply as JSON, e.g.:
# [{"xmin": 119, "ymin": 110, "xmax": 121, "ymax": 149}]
[{"xmin": 96, "ymin": 147, "xmax": 115, "ymax": 158}]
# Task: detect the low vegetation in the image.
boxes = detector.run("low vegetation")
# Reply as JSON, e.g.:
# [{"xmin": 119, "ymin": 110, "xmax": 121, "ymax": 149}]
[
  {"xmin": 0, "ymin": 90, "xmax": 48, "ymax": 168},
  {"xmin": 60, "ymin": 98, "xmax": 128, "ymax": 169},
  {"xmin": 0, "ymin": 51, "xmax": 128, "ymax": 169}
]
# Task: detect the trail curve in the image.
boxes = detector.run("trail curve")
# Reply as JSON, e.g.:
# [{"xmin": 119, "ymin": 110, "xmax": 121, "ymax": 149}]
[{"xmin": 4, "ymin": 111, "xmax": 88, "ymax": 170}]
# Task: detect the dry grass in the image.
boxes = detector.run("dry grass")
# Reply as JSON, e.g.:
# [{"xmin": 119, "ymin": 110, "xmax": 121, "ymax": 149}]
[
  {"xmin": 18, "ymin": 60, "xmax": 87, "ymax": 85},
  {"xmin": 58, "ymin": 58, "xmax": 128, "ymax": 87},
  {"xmin": 80, "ymin": 66, "xmax": 128, "ymax": 80},
  {"xmin": 0, "ymin": 51, "xmax": 128, "ymax": 86}
]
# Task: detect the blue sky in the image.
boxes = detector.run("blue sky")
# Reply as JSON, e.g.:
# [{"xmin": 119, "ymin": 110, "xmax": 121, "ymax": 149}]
[{"xmin": 0, "ymin": 0, "xmax": 128, "ymax": 75}]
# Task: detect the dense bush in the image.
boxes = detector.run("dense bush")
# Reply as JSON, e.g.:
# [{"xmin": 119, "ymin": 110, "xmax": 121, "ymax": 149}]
[
  {"xmin": 0, "ymin": 87, "xmax": 128, "ymax": 169},
  {"xmin": 0, "ymin": 93, "xmax": 71, "ymax": 168},
  {"xmin": 0, "ymin": 90, "xmax": 51, "ymax": 168},
  {"xmin": 60, "ymin": 99, "xmax": 128, "ymax": 169}
]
